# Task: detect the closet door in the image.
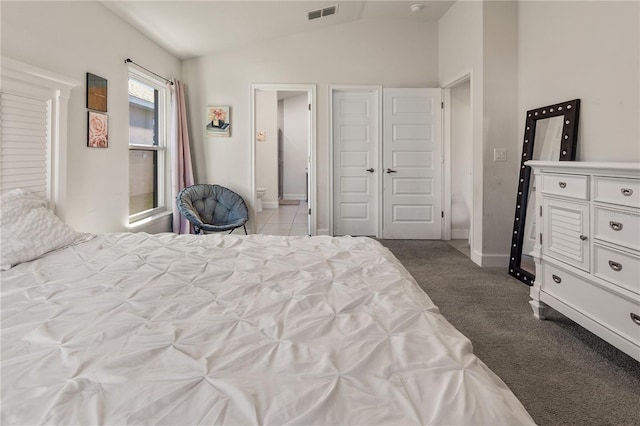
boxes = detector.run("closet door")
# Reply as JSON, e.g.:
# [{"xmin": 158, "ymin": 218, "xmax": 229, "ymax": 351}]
[
  {"xmin": 383, "ymin": 88, "xmax": 442, "ymax": 239},
  {"xmin": 332, "ymin": 89, "xmax": 380, "ymax": 236}
]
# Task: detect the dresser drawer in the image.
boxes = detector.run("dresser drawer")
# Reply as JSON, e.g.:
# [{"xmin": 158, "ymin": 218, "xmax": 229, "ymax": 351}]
[
  {"xmin": 541, "ymin": 173, "xmax": 589, "ymax": 200},
  {"xmin": 594, "ymin": 207, "xmax": 640, "ymax": 251},
  {"xmin": 543, "ymin": 264, "xmax": 640, "ymax": 346},
  {"xmin": 593, "ymin": 244, "xmax": 640, "ymax": 294},
  {"xmin": 594, "ymin": 176, "xmax": 640, "ymax": 208},
  {"xmin": 593, "ymin": 206, "xmax": 640, "ymax": 250}
]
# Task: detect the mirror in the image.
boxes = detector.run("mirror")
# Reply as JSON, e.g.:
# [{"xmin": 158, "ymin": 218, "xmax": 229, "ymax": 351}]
[{"xmin": 509, "ymin": 99, "xmax": 580, "ymax": 285}]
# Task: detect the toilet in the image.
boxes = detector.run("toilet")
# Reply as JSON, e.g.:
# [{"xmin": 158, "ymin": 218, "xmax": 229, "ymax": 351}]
[{"xmin": 256, "ymin": 188, "xmax": 266, "ymax": 213}]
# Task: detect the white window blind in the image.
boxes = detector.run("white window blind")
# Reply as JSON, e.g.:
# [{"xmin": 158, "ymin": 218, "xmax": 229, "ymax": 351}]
[{"xmin": 0, "ymin": 92, "xmax": 50, "ymax": 198}]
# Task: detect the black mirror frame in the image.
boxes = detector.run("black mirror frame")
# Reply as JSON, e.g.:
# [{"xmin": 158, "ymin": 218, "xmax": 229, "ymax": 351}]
[{"xmin": 508, "ymin": 99, "xmax": 580, "ymax": 285}]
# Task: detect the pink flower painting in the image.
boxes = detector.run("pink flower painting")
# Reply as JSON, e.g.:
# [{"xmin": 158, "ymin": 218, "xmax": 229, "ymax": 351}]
[
  {"xmin": 212, "ymin": 108, "xmax": 226, "ymax": 122},
  {"xmin": 88, "ymin": 111, "xmax": 108, "ymax": 148},
  {"xmin": 206, "ymin": 106, "xmax": 231, "ymax": 137}
]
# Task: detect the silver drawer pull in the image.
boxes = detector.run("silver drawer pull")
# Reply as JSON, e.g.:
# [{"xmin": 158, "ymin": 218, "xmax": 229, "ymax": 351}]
[
  {"xmin": 558, "ymin": 182, "xmax": 567, "ymax": 189},
  {"xmin": 552, "ymin": 274, "xmax": 562, "ymax": 284},
  {"xmin": 621, "ymin": 188, "xmax": 633, "ymax": 197},
  {"xmin": 579, "ymin": 235, "xmax": 588, "ymax": 241},
  {"xmin": 609, "ymin": 221, "xmax": 623, "ymax": 231},
  {"xmin": 608, "ymin": 261, "xmax": 623, "ymax": 272},
  {"xmin": 631, "ymin": 313, "xmax": 640, "ymax": 326}
]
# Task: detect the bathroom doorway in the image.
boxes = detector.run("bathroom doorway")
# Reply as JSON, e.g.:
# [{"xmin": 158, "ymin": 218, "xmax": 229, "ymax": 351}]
[{"xmin": 251, "ymin": 84, "xmax": 316, "ymax": 236}]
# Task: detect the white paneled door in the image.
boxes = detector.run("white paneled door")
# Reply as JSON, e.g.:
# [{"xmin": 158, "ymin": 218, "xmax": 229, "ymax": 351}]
[
  {"xmin": 332, "ymin": 90, "xmax": 379, "ymax": 236},
  {"xmin": 382, "ymin": 88, "xmax": 442, "ymax": 239}
]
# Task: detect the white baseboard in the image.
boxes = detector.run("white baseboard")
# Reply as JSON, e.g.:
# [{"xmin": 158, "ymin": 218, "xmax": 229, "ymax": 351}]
[
  {"xmin": 472, "ymin": 251, "xmax": 510, "ymax": 268},
  {"xmin": 262, "ymin": 201, "xmax": 279, "ymax": 209},
  {"xmin": 316, "ymin": 228, "xmax": 330, "ymax": 236},
  {"xmin": 451, "ymin": 228, "xmax": 470, "ymax": 240},
  {"xmin": 283, "ymin": 194, "xmax": 306, "ymax": 201}
]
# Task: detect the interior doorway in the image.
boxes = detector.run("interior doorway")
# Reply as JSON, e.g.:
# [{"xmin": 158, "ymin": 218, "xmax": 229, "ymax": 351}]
[
  {"xmin": 251, "ymin": 84, "xmax": 316, "ymax": 236},
  {"xmin": 443, "ymin": 75, "xmax": 472, "ymax": 257}
]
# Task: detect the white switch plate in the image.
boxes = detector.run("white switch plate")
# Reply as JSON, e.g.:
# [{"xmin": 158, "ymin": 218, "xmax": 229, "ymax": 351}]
[{"xmin": 494, "ymin": 148, "xmax": 507, "ymax": 162}]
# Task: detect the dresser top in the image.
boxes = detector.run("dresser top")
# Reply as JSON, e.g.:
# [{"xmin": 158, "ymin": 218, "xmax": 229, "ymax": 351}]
[{"xmin": 525, "ymin": 161, "xmax": 640, "ymax": 176}]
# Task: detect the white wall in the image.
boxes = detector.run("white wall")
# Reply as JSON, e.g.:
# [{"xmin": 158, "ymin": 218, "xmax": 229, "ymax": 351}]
[
  {"xmin": 282, "ymin": 94, "xmax": 308, "ymax": 200},
  {"xmin": 1, "ymin": 1, "xmax": 181, "ymax": 233},
  {"xmin": 481, "ymin": 1, "xmax": 519, "ymax": 261},
  {"xmin": 518, "ymin": 1, "xmax": 639, "ymax": 162},
  {"xmin": 438, "ymin": 1, "xmax": 483, "ymax": 85},
  {"xmin": 182, "ymin": 18, "xmax": 440, "ymax": 233},
  {"xmin": 439, "ymin": 0, "xmax": 518, "ymax": 266},
  {"xmin": 255, "ymin": 90, "xmax": 279, "ymax": 205},
  {"xmin": 439, "ymin": 0, "xmax": 486, "ymax": 262},
  {"xmin": 441, "ymin": 0, "xmax": 638, "ymax": 267}
]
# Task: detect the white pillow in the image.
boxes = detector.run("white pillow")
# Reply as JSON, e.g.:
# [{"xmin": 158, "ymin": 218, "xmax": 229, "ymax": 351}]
[{"xmin": 1, "ymin": 189, "xmax": 93, "ymax": 270}]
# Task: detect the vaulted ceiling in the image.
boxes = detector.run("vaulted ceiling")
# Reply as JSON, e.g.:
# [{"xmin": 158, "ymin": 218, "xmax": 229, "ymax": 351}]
[{"xmin": 102, "ymin": 1, "xmax": 454, "ymax": 60}]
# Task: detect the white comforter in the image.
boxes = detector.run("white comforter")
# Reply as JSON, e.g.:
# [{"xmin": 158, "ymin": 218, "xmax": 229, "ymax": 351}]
[{"xmin": 1, "ymin": 233, "xmax": 534, "ymax": 425}]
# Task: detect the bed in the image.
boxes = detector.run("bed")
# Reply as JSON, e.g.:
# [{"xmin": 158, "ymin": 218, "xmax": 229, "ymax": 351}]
[{"xmin": 1, "ymin": 189, "xmax": 534, "ymax": 425}]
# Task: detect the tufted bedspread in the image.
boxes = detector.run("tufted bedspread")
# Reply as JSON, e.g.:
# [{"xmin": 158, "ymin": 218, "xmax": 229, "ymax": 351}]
[{"xmin": 1, "ymin": 233, "xmax": 534, "ymax": 425}]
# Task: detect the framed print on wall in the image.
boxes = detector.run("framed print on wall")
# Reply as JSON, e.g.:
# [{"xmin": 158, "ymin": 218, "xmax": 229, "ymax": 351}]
[
  {"xmin": 206, "ymin": 106, "xmax": 231, "ymax": 137},
  {"xmin": 88, "ymin": 111, "xmax": 108, "ymax": 148},
  {"xmin": 86, "ymin": 73, "xmax": 107, "ymax": 112}
]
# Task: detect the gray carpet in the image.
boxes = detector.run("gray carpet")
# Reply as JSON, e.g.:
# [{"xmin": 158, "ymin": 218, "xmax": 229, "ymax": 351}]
[{"xmin": 378, "ymin": 239, "xmax": 640, "ymax": 426}]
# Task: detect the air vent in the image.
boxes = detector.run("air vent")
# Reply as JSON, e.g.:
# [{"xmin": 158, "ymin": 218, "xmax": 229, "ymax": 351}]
[
  {"xmin": 307, "ymin": 5, "xmax": 338, "ymax": 21},
  {"xmin": 307, "ymin": 9, "xmax": 322, "ymax": 20},
  {"xmin": 322, "ymin": 6, "xmax": 336, "ymax": 17}
]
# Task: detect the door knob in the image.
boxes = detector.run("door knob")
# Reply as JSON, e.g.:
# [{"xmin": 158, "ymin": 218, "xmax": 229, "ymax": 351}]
[
  {"xmin": 386, "ymin": 168, "xmax": 397, "ymax": 174},
  {"xmin": 366, "ymin": 168, "xmax": 374, "ymax": 173}
]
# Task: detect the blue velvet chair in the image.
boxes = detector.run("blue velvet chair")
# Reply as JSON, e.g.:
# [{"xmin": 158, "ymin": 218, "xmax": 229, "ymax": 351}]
[{"xmin": 176, "ymin": 184, "xmax": 248, "ymax": 234}]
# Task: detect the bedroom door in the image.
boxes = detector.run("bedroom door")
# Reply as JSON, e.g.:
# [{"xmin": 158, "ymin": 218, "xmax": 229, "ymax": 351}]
[
  {"xmin": 332, "ymin": 89, "xmax": 380, "ymax": 236},
  {"xmin": 382, "ymin": 88, "xmax": 442, "ymax": 239}
]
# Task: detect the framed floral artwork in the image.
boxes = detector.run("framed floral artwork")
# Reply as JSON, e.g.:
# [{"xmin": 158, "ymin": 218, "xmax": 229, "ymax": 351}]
[
  {"xmin": 88, "ymin": 111, "xmax": 108, "ymax": 148},
  {"xmin": 86, "ymin": 73, "xmax": 107, "ymax": 112},
  {"xmin": 206, "ymin": 106, "xmax": 231, "ymax": 137}
]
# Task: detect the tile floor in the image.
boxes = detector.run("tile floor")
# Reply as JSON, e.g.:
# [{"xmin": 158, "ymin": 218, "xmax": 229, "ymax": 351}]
[
  {"xmin": 240, "ymin": 201, "xmax": 309, "ymax": 236},
  {"xmin": 240, "ymin": 211, "xmax": 466, "ymax": 242}
]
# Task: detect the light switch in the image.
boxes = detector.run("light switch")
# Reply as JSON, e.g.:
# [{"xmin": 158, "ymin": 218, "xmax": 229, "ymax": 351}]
[{"xmin": 494, "ymin": 148, "xmax": 507, "ymax": 162}]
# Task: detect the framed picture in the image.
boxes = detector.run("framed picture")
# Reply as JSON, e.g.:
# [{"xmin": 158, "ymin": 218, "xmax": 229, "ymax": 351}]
[
  {"xmin": 87, "ymin": 111, "xmax": 108, "ymax": 148},
  {"xmin": 86, "ymin": 73, "xmax": 107, "ymax": 112},
  {"xmin": 206, "ymin": 106, "xmax": 231, "ymax": 137}
]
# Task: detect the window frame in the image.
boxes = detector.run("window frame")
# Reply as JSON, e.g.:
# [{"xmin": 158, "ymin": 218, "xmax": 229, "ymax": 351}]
[{"xmin": 128, "ymin": 67, "xmax": 169, "ymax": 224}]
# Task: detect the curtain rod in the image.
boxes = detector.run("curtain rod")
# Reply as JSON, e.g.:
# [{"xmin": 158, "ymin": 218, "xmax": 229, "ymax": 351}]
[{"xmin": 124, "ymin": 58, "xmax": 174, "ymax": 85}]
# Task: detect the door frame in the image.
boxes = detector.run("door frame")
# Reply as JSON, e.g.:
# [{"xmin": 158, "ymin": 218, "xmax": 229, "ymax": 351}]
[
  {"xmin": 442, "ymin": 71, "xmax": 474, "ymax": 245},
  {"xmin": 328, "ymin": 84, "xmax": 383, "ymax": 237},
  {"xmin": 250, "ymin": 83, "xmax": 317, "ymax": 235}
]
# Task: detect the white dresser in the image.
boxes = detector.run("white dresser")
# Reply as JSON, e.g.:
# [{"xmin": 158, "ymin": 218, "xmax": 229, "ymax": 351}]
[{"xmin": 525, "ymin": 161, "xmax": 640, "ymax": 361}]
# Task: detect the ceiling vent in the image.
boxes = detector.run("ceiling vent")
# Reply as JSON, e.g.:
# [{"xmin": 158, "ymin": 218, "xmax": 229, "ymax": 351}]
[{"xmin": 307, "ymin": 5, "xmax": 338, "ymax": 21}]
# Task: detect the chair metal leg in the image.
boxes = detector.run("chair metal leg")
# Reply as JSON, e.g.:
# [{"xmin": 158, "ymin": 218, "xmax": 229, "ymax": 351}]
[{"xmin": 228, "ymin": 225, "xmax": 247, "ymax": 235}]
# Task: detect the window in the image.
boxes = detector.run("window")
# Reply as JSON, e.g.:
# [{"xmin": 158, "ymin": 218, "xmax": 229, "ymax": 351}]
[{"xmin": 128, "ymin": 69, "xmax": 167, "ymax": 223}]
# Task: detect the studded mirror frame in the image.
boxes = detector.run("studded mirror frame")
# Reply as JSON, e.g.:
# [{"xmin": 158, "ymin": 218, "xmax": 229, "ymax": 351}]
[{"xmin": 509, "ymin": 99, "xmax": 580, "ymax": 285}]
